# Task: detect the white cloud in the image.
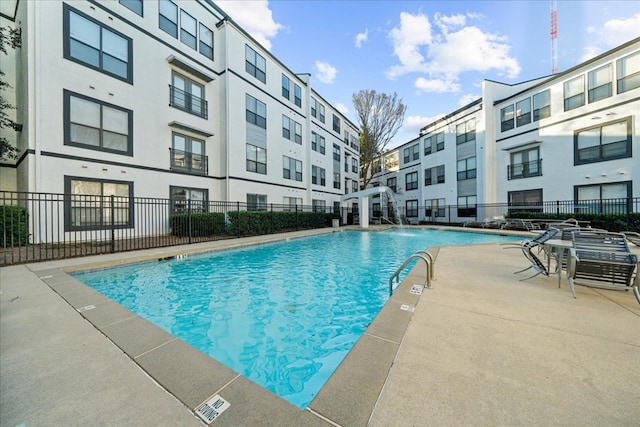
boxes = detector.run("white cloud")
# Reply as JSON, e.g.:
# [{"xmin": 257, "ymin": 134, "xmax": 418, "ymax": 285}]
[
  {"xmin": 315, "ymin": 61, "xmax": 337, "ymax": 84},
  {"xmin": 335, "ymin": 103, "xmax": 349, "ymax": 114},
  {"xmin": 457, "ymin": 93, "xmax": 480, "ymax": 108},
  {"xmin": 355, "ymin": 29, "xmax": 368, "ymax": 48},
  {"xmin": 403, "ymin": 114, "xmax": 443, "ymax": 134},
  {"xmin": 215, "ymin": 1, "xmax": 283, "ymax": 50},
  {"xmin": 581, "ymin": 14, "xmax": 640, "ymax": 62},
  {"xmin": 386, "ymin": 11, "xmax": 520, "ymax": 92},
  {"xmin": 414, "ymin": 77, "xmax": 460, "ymax": 93}
]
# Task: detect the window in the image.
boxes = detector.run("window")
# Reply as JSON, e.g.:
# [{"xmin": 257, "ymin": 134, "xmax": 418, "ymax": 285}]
[
  {"xmin": 282, "ymin": 74, "xmax": 290, "ymax": 100},
  {"xmin": 617, "ymin": 51, "xmax": 640, "ymax": 93},
  {"xmin": 64, "ymin": 90, "xmax": 132, "ymax": 155},
  {"xmin": 575, "ymin": 118, "xmax": 631, "ymax": 164},
  {"xmin": 246, "ymin": 94, "xmax": 267, "ymax": 129},
  {"xmin": 456, "ymin": 119, "xmax": 476, "ymax": 144},
  {"xmin": 424, "ymin": 165, "xmax": 444, "ymax": 186},
  {"xmin": 312, "ymin": 199, "xmax": 326, "ymax": 212},
  {"xmin": 516, "ymin": 98, "xmax": 531, "ymax": 127},
  {"xmin": 171, "ymin": 133, "xmax": 206, "ymax": 175},
  {"xmin": 282, "ymin": 115, "xmax": 302, "ymax": 144},
  {"xmin": 457, "ymin": 157, "xmax": 476, "ymax": 181},
  {"xmin": 424, "ymin": 136, "xmax": 432, "ymax": 155},
  {"xmin": 509, "ymin": 147, "xmax": 540, "ymax": 180},
  {"xmin": 425, "ymin": 198, "xmax": 445, "ymax": 218},
  {"xmin": 159, "ymin": 0, "xmax": 178, "ymax": 38},
  {"xmin": 403, "ymin": 144, "xmax": 419, "ymax": 163},
  {"xmin": 333, "ymin": 144, "xmax": 340, "ymax": 161},
  {"xmin": 372, "ymin": 203, "xmax": 381, "ymax": 217},
  {"xmin": 311, "ymin": 97, "xmax": 325, "ymax": 122},
  {"xmin": 199, "ymin": 24, "xmax": 213, "ymax": 60},
  {"xmin": 332, "ymin": 114, "xmax": 341, "ymax": 133},
  {"xmin": 457, "ymin": 195, "xmax": 476, "ymax": 218},
  {"xmin": 508, "ymin": 189, "xmax": 542, "ymax": 213},
  {"xmin": 318, "ymin": 102, "xmax": 325, "ymax": 122},
  {"xmin": 576, "ymin": 181, "xmax": 631, "ymax": 214},
  {"xmin": 405, "ymin": 171, "xmax": 418, "ymax": 190},
  {"xmin": 170, "ymin": 72, "xmax": 207, "ymax": 118},
  {"xmin": 352, "ymin": 158, "xmax": 358, "ymax": 173},
  {"xmin": 294, "ymin": 84, "xmax": 302, "ymax": 108},
  {"xmin": 387, "ymin": 177, "xmax": 396, "ymax": 192},
  {"xmin": 64, "ymin": 5, "xmax": 132, "ymax": 83},
  {"xmin": 500, "ymin": 105, "xmax": 514, "ymax": 131},
  {"xmin": 171, "ymin": 186, "xmax": 207, "ymax": 214},
  {"xmin": 245, "ymin": 45, "xmax": 266, "ymax": 83},
  {"xmin": 312, "ymin": 165, "xmax": 326, "ymax": 186},
  {"xmin": 344, "ymin": 156, "xmax": 349, "ymax": 173},
  {"xmin": 246, "ymin": 144, "xmax": 267, "ymax": 174},
  {"xmin": 564, "ymin": 75, "xmax": 585, "ymax": 111},
  {"xmin": 436, "ymin": 165, "xmax": 445, "ymax": 184},
  {"xmin": 406, "ymin": 200, "xmax": 418, "ymax": 218},
  {"xmin": 333, "ymin": 172, "xmax": 341, "ymax": 189},
  {"xmin": 283, "ymin": 197, "xmax": 302, "ymax": 210},
  {"xmin": 588, "ymin": 64, "xmax": 612, "ymax": 103},
  {"xmin": 119, "ymin": 0, "xmax": 142, "ymax": 16},
  {"xmin": 352, "ymin": 180, "xmax": 359, "ymax": 193},
  {"xmin": 179, "ymin": 10, "xmax": 197, "ymax": 49},
  {"xmin": 65, "ymin": 176, "xmax": 133, "ymax": 230},
  {"xmin": 533, "ymin": 90, "xmax": 550, "ymax": 121},
  {"xmin": 424, "ymin": 168, "xmax": 432, "ymax": 186},
  {"xmin": 247, "ymin": 194, "xmax": 267, "ymax": 211},
  {"xmin": 311, "ymin": 131, "xmax": 325, "ymax": 154},
  {"xmin": 283, "ymin": 156, "xmax": 302, "ymax": 181},
  {"xmin": 435, "ymin": 132, "xmax": 444, "ymax": 151}
]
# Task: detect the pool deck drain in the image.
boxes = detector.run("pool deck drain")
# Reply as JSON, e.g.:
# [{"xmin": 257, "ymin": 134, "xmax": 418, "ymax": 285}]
[{"xmin": 2, "ymin": 226, "xmax": 639, "ymax": 426}]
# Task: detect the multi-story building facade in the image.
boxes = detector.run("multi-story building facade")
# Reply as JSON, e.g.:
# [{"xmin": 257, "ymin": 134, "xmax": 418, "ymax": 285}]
[
  {"xmin": 367, "ymin": 37, "xmax": 639, "ymax": 224},
  {"xmin": 0, "ymin": 0, "xmax": 359, "ymax": 221}
]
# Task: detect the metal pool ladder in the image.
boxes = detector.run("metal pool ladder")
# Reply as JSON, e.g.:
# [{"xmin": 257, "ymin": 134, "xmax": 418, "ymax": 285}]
[{"xmin": 389, "ymin": 250, "xmax": 434, "ymax": 295}]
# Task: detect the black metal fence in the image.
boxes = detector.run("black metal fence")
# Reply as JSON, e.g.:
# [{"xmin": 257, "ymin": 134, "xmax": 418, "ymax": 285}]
[
  {"xmin": 0, "ymin": 191, "xmax": 342, "ymax": 266},
  {"xmin": 1, "ymin": 190, "xmax": 638, "ymax": 266}
]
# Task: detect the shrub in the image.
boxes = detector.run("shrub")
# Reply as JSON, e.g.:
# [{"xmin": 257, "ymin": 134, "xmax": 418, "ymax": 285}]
[
  {"xmin": 227, "ymin": 210, "xmax": 329, "ymax": 236},
  {"xmin": 169, "ymin": 212, "xmax": 226, "ymax": 237},
  {"xmin": 0, "ymin": 205, "xmax": 29, "ymax": 246}
]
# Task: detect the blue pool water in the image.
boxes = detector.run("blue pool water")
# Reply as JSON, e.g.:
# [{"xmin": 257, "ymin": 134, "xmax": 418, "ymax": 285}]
[{"xmin": 73, "ymin": 229, "xmax": 518, "ymax": 408}]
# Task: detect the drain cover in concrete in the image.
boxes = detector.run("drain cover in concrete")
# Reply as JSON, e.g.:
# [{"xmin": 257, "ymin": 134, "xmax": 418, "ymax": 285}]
[
  {"xmin": 196, "ymin": 395, "xmax": 230, "ymax": 424},
  {"xmin": 410, "ymin": 284, "xmax": 424, "ymax": 295}
]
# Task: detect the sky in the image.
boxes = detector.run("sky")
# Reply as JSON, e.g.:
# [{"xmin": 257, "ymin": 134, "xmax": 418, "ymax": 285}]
[{"xmin": 214, "ymin": 0, "xmax": 640, "ymax": 148}]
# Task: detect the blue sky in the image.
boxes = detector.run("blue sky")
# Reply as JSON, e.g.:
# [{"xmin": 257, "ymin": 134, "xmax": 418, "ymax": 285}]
[{"xmin": 215, "ymin": 0, "xmax": 640, "ymax": 148}]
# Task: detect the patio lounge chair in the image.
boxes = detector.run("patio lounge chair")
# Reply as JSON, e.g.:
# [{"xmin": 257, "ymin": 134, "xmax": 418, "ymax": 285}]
[
  {"xmin": 567, "ymin": 230, "xmax": 640, "ymax": 304},
  {"xmin": 512, "ymin": 227, "xmax": 559, "ymax": 280},
  {"xmin": 622, "ymin": 231, "xmax": 640, "ymax": 246}
]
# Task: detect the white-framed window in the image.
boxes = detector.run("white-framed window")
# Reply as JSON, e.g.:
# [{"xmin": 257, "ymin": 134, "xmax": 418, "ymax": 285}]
[
  {"xmin": 283, "ymin": 156, "xmax": 302, "ymax": 181},
  {"xmin": 616, "ymin": 51, "xmax": 640, "ymax": 94},
  {"xmin": 564, "ymin": 75, "xmax": 585, "ymax": 111},
  {"xmin": 588, "ymin": 63, "xmax": 612, "ymax": 103}
]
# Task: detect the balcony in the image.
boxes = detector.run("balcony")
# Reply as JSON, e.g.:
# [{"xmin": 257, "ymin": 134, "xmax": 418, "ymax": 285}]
[
  {"xmin": 508, "ymin": 159, "xmax": 542, "ymax": 180},
  {"xmin": 169, "ymin": 85, "xmax": 208, "ymax": 119},
  {"xmin": 170, "ymin": 148, "xmax": 208, "ymax": 175}
]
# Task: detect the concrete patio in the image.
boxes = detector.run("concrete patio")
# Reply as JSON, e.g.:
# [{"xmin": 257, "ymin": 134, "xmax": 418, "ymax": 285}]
[{"xmin": 1, "ymin": 227, "xmax": 639, "ymax": 426}]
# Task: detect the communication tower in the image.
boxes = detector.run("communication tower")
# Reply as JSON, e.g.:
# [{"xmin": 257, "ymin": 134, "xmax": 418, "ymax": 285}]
[{"xmin": 550, "ymin": 0, "xmax": 558, "ymax": 74}]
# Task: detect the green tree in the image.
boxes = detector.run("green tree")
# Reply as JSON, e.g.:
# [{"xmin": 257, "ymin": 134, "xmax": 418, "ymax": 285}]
[
  {"xmin": 353, "ymin": 90, "xmax": 406, "ymax": 189},
  {"xmin": 0, "ymin": 25, "xmax": 22, "ymax": 160}
]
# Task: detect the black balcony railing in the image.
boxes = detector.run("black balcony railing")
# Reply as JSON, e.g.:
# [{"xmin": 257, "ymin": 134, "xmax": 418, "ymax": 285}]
[
  {"xmin": 507, "ymin": 159, "xmax": 543, "ymax": 180},
  {"xmin": 170, "ymin": 148, "xmax": 209, "ymax": 175},
  {"xmin": 169, "ymin": 85, "xmax": 208, "ymax": 118}
]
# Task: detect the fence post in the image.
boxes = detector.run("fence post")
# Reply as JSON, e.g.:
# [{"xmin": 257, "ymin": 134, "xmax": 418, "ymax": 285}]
[
  {"xmin": 187, "ymin": 199, "xmax": 192, "ymax": 244},
  {"xmin": 110, "ymin": 195, "xmax": 115, "ymax": 253},
  {"xmin": 295, "ymin": 205, "xmax": 299, "ymax": 231},
  {"xmin": 237, "ymin": 201, "xmax": 241, "ymax": 238},
  {"xmin": 270, "ymin": 203, "xmax": 274, "ymax": 234}
]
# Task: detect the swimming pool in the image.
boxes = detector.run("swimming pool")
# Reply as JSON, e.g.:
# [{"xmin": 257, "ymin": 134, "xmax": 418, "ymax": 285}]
[{"xmin": 73, "ymin": 228, "xmax": 519, "ymax": 408}]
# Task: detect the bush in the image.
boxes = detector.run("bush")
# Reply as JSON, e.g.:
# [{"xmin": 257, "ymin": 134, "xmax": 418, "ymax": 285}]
[
  {"xmin": 0, "ymin": 205, "xmax": 29, "ymax": 246},
  {"xmin": 169, "ymin": 212, "xmax": 226, "ymax": 237},
  {"xmin": 227, "ymin": 210, "xmax": 329, "ymax": 236}
]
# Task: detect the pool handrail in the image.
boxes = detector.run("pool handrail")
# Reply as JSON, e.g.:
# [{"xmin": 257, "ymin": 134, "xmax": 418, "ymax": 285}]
[{"xmin": 389, "ymin": 250, "xmax": 434, "ymax": 295}]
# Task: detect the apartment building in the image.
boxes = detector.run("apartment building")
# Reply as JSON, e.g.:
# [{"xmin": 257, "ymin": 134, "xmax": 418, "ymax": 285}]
[
  {"xmin": 367, "ymin": 37, "xmax": 639, "ymax": 224},
  {"xmin": 0, "ymin": 0, "xmax": 359, "ymax": 217}
]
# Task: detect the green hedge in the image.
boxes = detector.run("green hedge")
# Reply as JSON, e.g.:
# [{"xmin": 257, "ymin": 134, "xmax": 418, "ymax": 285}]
[
  {"xmin": 504, "ymin": 212, "xmax": 640, "ymax": 232},
  {"xmin": 169, "ymin": 212, "xmax": 226, "ymax": 237},
  {"xmin": 0, "ymin": 205, "xmax": 29, "ymax": 246},
  {"xmin": 227, "ymin": 211, "xmax": 331, "ymax": 236}
]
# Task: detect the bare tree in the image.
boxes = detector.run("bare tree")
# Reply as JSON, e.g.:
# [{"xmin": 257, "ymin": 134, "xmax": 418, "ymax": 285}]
[
  {"xmin": 353, "ymin": 90, "xmax": 406, "ymax": 189},
  {"xmin": 1, "ymin": 25, "xmax": 22, "ymax": 161}
]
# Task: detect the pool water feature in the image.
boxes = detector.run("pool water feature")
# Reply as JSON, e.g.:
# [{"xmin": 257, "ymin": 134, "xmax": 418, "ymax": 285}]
[{"xmin": 73, "ymin": 229, "xmax": 519, "ymax": 408}]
